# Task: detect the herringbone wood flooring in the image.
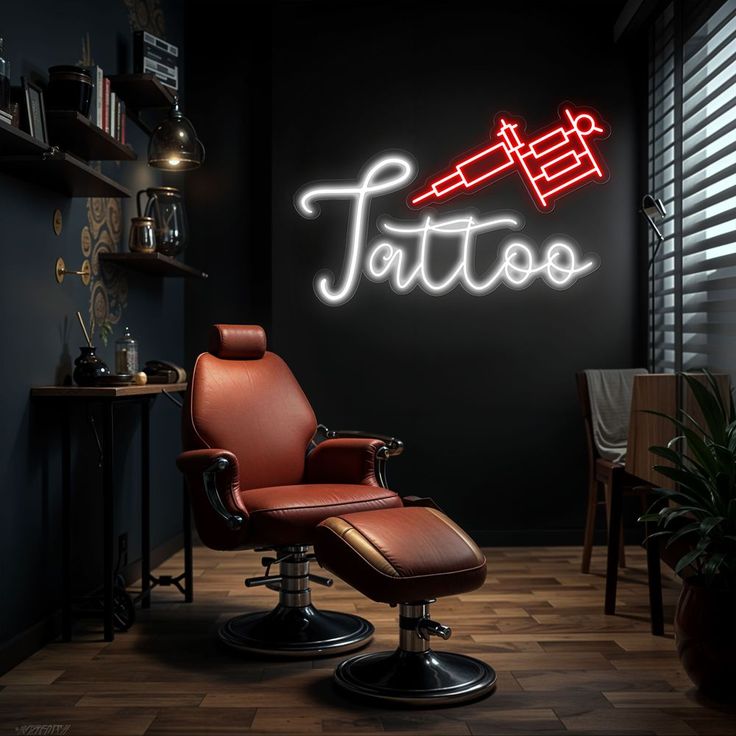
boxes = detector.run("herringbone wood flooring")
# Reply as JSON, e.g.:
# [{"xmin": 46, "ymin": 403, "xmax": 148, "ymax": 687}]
[{"xmin": 2, "ymin": 544, "xmax": 735, "ymax": 735}]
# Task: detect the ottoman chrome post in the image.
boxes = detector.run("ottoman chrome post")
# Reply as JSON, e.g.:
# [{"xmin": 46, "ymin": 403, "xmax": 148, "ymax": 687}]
[
  {"xmin": 218, "ymin": 545, "xmax": 374, "ymax": 656},
  {"xmin": 334, "ymin": 600, "xmax": 496, "ymax": 705}
]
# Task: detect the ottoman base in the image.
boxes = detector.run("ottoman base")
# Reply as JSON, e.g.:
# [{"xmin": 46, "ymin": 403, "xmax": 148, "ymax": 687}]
[
  {"xmin": 218, "ymin": 603, "xmax": 373, "ymax": 657},
  {"xmin": 335, "ymin": 648, "xmax": 497, "ymax": 706}
]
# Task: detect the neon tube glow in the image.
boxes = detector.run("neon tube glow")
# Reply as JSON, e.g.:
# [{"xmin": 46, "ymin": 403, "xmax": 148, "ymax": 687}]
[
  {"xmin": 295, "ymin": 153, "xmax": 600, "ymax": 306},
  {"xmin": 410, "ymin": 105, "xmax": 609, "ymax": 211}
]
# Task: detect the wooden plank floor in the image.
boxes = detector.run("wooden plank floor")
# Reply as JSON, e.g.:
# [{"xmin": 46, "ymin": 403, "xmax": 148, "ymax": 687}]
[{"xmin": 2, "ymin": 544, "xmax": 735, "ymax": 735}]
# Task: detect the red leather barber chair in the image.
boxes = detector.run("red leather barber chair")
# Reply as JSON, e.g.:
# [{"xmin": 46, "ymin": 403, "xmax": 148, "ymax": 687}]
[{"xmin": 177, "ymin": 324, "xmax": 404, "ymax": 656}]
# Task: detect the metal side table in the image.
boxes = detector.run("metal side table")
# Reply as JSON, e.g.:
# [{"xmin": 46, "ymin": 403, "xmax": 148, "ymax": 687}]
[{"xmin": 31, "ymin": 383, "xmax": 192, "ymax": 642}]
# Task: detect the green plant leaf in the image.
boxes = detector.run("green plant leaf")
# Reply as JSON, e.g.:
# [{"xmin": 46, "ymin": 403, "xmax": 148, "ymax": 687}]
[
  {"xmin": 649, "ymin": 446, "xmax": 683, "ymax": 465},
  {"xmin": 648, "ymin": 487, "xmax": 710, "ymax": 512},
  {"xmin": 678, "ymin": 427, "xmax": 721, "ymax": 479},
  {"xmin": 675, "ymin": 547, "xmax": 704, "ymax": 575},
  {"xmin": 665, "ymin": 521, "xmax": 701, "ymax": 548},
  {"xmin": 678, "ymin": 409, "xmax": 710, "ymax": 442},
  {"xmin": 683, "ymin": 373, "xmax": 728, "ymax": 445},
  {"xmin": 642, "ymin": 530, "xmax": 674, "ymax": 541},
  {"xmin": 639, "ymin": 371, "xmax": 736, "ymax": 586},
  {"xmin": 652, "ymin": 465, "xmax": 714, "ymax": 504},
  {"xmin": 661, "ymin": 507, "xmax": 707, "ymax": 523},
  {"xmin": 703, "ymin": 552, "xmax": 726, "ymax": 584},
  {"xmin": 699, "ymin": 516, "xmax": 725, "ymax": 535},
  {"xmin": 703, "ymin": 368, "xmax": 734, "ymax": 422}
]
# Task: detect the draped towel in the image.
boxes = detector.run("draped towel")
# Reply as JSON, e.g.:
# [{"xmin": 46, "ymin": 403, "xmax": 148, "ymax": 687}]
[{"xmin": 585, "ymin": 368, "xmax": 648, "ymax": 463}]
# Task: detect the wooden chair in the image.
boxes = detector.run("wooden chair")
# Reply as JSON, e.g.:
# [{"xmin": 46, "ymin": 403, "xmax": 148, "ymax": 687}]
[{"xmin": 576, "ymin": 371, "xmax": 664, "ymax": 635}]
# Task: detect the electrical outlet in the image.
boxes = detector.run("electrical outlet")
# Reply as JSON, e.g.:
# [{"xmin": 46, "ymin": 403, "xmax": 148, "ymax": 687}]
[{"xmin": 118, "ymin": 533, "xmax": 128, "ymax": 567}]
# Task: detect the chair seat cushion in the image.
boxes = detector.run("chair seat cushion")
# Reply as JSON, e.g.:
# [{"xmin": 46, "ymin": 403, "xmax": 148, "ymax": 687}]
[
  {"xmin": 237, "ymin": 484, "xmax": 402, "ymax": 545},
  {"xmin": 313, "ymin": 507, "xmax": 487, "ymax": 604}
]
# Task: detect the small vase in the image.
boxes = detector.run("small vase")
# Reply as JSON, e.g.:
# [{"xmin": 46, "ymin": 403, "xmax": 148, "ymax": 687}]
[
  {"xmin": 73, "ymin": 346, "xmax": 111, "ymax": 386},
  {"xmin": 675, "ymin": 577, "xmax": 736, "ymax": 701},
  {"xmin": 47, "ymin": 65, "xmax": 93, "ymax": 116}
]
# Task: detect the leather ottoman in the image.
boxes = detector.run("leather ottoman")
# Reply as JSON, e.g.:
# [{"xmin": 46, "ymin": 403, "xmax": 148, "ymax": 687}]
[{"xmin": 314, "ymin": 505, "xmax": 496, "ymax": 705}]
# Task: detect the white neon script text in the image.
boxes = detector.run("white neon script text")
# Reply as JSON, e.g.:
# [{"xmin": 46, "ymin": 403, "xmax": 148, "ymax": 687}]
[{"xmin": 295, "ymin": 154, "xmax": 599, "ymax": 306}]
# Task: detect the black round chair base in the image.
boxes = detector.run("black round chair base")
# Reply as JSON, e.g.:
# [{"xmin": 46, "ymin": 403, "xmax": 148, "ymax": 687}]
[
  {"xmin": 334, "ymin": 649, "xmax": 497, "ymax": 706},
  {"xmin": 218, "ymin": 604, "xmax": 374, "ymax": 657}
]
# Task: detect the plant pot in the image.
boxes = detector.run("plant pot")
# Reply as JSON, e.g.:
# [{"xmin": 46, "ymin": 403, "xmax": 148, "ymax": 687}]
[{"xmin": 675, "ymin": 577, "xmax": 736, "ymax": 700}]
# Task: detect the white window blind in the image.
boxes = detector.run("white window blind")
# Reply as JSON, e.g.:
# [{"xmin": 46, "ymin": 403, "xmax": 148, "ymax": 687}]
[
  {"xmin": 650, "ymin": 0, "xmax": 736, "ymax": 378},
  {"xmin": 650, "ymin": 2, "xmax": 677, "ymax": 372}
]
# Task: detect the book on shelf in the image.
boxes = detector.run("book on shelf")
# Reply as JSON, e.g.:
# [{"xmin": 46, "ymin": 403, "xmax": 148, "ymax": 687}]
[
  {"xmin": 102, "ymin": 77, "xmax": 110, "ymax": 134},
  {"xmin": 110, "ymin": 91, "xmax": 117, "ymax": 139},
  {"xmin": 93, "ymin": 66, "xmax": 103, "ymax": 128},
  {"xmin": 117, "ymin": 100, "xmax": 125, "ymax": 143}
]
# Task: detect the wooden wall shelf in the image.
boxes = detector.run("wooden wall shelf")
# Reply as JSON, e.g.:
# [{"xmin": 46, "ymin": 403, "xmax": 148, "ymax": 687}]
[
  {"xmin": 109, "ymin": 74, "xmax": 175, "ymax": 110},
  {"xmin": 0, "ymin": 117, "xmax": 130, "ymax": 197},
  {"xmin": 0, "ymin": 117, "xmax": 47, "ymax": 155},
  {"xmin": 99, "ymin": 252, "xmax": 207, "ymax": 279},
  {"xmin": 46, "ymin": 111, "xmax": 136, "ymax": 162},
  {"xmin": 109, "ymin": 74, "xmax": 175, "ymax": 133},
  {"xmin": 0, "ymin": 150, "xmax": 131, "ymax": 198}
]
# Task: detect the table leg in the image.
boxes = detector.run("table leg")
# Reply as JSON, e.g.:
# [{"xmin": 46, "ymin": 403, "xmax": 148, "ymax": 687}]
[
  {"xmin": 61, "ymin": 407, "xmax": 72, "ymax": 642},
  {"xmin": 102, "ymin": 402, "xmax": 115, "ymax": 642},
  {"xmin": 604, "ymin": 484, "xmax": 623, "ymax": 616},
  {"xmin": 141, "ymin": 399, "xmax": 151, "ymax": 609},
  {"xmin": 646, "ymin": 527, "xmax": 665, "ymax": 636},
  {"xmin": 183, "ymin": 480, "xmax": 193, "ymax": 602}
]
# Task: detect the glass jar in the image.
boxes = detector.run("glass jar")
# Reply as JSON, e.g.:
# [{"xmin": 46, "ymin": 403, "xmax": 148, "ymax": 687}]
[
  {"xmin": 0, "ymin": 38, "xmax": 10, "ymax": 114},
  {"xmin": 115, "ymin": 327, "xmax": 139, "ymax": 375},
  {"xmin": 136, "ymin": 187, "xmax": 187, "ymax": 257},
  {"xmin": 129, "ymin": 216, "xmax": 156, "ymax": 253}
]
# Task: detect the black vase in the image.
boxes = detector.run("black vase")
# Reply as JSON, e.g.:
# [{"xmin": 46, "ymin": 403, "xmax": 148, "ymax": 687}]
[
  {"xmin": 73, "ymin": 346, "xmax": 111, "ymax": 386},
  {"xmin": 47, "ymin": 66, "xmax": 92, "ymax": 116}
]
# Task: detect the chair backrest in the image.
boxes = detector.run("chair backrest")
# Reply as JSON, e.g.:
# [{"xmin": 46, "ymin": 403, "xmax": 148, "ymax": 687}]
[
  {"xmin": 577, "ymin": 368, "xmax": 648, "ymax": 465},
  {"xmin": 576, "ymin": 372, "xmax": 599, "ymax": 473},
  {"xmin": 184, "ymin": 324, "xmax": 318, "ymax": 490}
]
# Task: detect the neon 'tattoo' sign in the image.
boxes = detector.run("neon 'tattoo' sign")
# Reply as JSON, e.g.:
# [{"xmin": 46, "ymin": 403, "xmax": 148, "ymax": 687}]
[{"xmin": 296, "ymin": 104, "xmax": 607, "ymax": 307}]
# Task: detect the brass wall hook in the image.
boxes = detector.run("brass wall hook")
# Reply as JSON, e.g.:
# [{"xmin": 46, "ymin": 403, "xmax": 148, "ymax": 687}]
[{"xmin": 55, "ymin": 257, "xmax": 91, "ymax": 286}]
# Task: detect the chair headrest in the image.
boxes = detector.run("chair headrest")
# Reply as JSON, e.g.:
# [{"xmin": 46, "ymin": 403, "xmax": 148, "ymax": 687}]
[{"xmin": 208, "ymin": 324, "xmax": 266, "ymax": 359}]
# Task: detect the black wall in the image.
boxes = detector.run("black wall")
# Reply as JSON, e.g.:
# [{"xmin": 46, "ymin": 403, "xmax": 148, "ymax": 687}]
[
  {"xmin": 0, "ymin": 1, "xmax": 185, "ymax": 661},
  {"xmin": 186, "ymin": 0, "xmax": 643, "ymax": 544},
  {"xmin": 183, "ymin": 0, "xmax": 273, "ymax": 359},
  {"xmin": 272, "ymin": 1, "xmax": 642, "ymax": 544}
]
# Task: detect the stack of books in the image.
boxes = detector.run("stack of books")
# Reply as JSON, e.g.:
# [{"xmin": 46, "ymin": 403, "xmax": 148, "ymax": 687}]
[
  {"xmin": 88, "ymin": 67, "xmax": 126, "ymax": 144},
  {"xmin": 0, "ymin": 107, "xmax": 12, "ymax": 127}
]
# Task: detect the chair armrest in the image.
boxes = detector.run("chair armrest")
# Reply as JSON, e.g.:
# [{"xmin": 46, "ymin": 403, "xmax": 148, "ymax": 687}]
[
  {"xmin": 326, "ymin": 429, "xmax": 404, "ymax": 457},
  {"xmin": 177, "ymin": 449, "xmax": 246, "ymax": 533},
  {"xmin": 177, "ymin": 448, "xmax": 237, "ymax": 476},
  {"xmin": 305, "ymin": 437, "xmax": 388, "ymax": 486}
]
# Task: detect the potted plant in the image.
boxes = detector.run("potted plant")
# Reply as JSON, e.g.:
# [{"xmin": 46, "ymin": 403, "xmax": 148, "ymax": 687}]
[{"xmin": 640, "ymin": 370, "xmax": 736, "ymax": 701}]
